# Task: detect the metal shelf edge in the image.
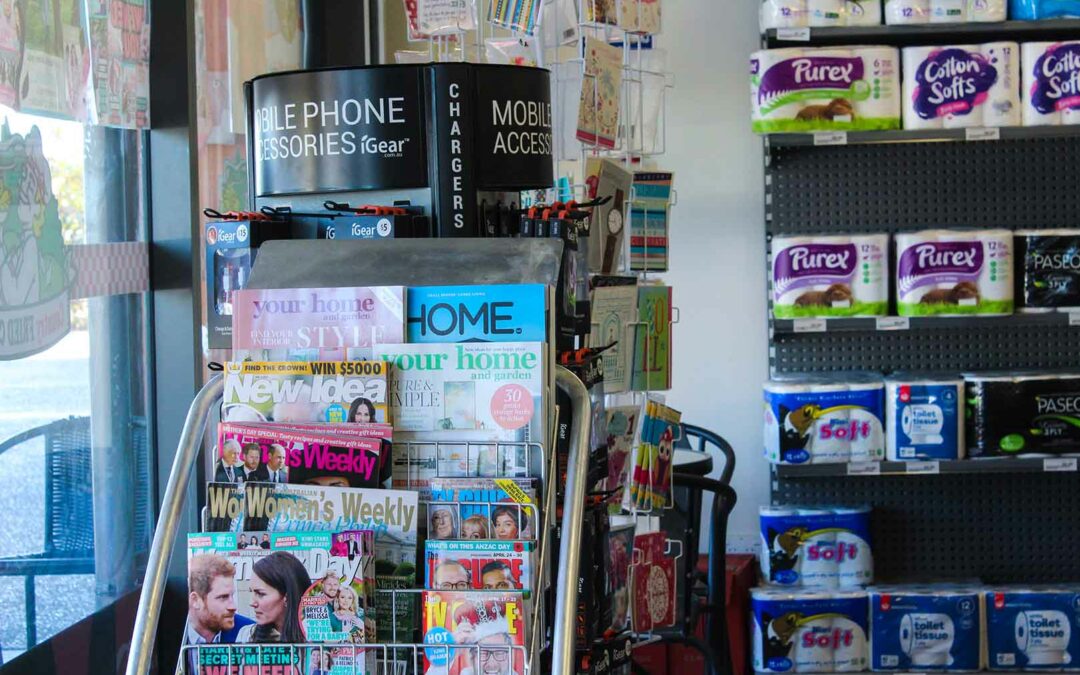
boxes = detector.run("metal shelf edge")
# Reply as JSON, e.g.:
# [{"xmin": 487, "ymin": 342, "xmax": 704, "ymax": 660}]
[
  {"xmin": 774, "ymin": 458, "xmax": 1075, "ymax": 477},
  {"xmin": 765, "ymin": 126, "xmax": 1080, "ymax": 148},
  {"xmin": 764, "ymin": 18, "xmax": 1080, "ymax": 47}
]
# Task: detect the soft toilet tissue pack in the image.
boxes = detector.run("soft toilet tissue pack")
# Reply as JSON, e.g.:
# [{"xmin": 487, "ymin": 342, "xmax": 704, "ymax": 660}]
[
  {"xmin": 895, "ymin": 229, "xmax": 1014, "ymax": 316},
  {"xmin": 760, "ymin": 505, "xmax": 874, "ymax": 588},
  {"xmin": 764, "ymin": 374, "xmax": 886, "ymax": 464},
  {"xmin": 751, "ymin": 46, "xmax": 901, "ymax": 134},
  {"xmin": 1011, "ymin": 0, "xmax": 1080, "ymax": 19},
  {"xmin": 869, "ymin": 585, "xmax": 984, "ymax": 671},
  {"xmin": 885, "ymin": 374, "xmax": 965, "ymax": 461},
  {"xmin": 985, "ymin": 586, "xmax": 1080, "ymax": 670},
  {"xmin": 902, "ymin": 43, "xmax": 1021, "ymax": 129},
  {"xmin": 761, "ymin": 0, "xmax": 884, "ymax": 28},
  {"xmin": 1022, "ymin": 42, "xmax": 1080, "ymax": 126},
  {"xmin": 772, "ymin": 234, "xmax": 889, "ymax": 318},
  {"xmin": 1015, "ymin": 230, "xmax": 1080, "ymax": 311},
  {"xmin": 753, "ymin": 588, "xmax": 870, "ymax": 673},
  {"xmin": 885, "ymin": 0, "xmax": 1006, "ymax": 23},
  {"xmin": 965, "ymin": 372, "xmax": 1080, "ymax": 457}
]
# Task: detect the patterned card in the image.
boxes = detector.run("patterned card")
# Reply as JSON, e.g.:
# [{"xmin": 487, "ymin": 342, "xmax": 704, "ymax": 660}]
[{"xmin": 576, "ymin": 37, "xmax": 623, "ymax": 149}]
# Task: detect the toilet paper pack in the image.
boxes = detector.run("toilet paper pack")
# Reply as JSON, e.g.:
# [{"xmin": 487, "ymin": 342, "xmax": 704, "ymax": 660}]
[
  {"xmin": 886, "ymin": 0, "xmax": 931, "ymax": 23},
  {"xmin": 761, "ymin": 0, "xmax": 882, "ymax": 28},
  {"xmin": 751, "ymin": 46, "xmax": 901, "ymax": 133},
  {"xmin": 902, "ymin": 44, "xmax": 1021, "ymax": 129},
  {"xmin": 1011, "ymin": 0, "xmax": 1080, "ymax": 20},
  {"xmin": 1016, "ymin": 229, "xmax": 1080, "ymax": 310},
  {"xmin": 764, "ymin": 375, "xmax": 886, "ymax": 464},
  {"xmin": 895, "ymin": 229, "xmax": 1014, "ymax": 316},
  {"xmin": 772, "ymin": 234, "xmax": 889, "ymax": 318},
  {"xmin": 753, "ymin": 588, "xmax": 870, "ymax": 673},
  {"xmin": 870, "ymin": 586, "xmax": 983, "ymax": 671},
  {"xmin": 759, "ymin": 505, "xmax": 874, "ymax": 587},
  {"xmin": 1022, "ymin": 42, "xmax": 1080, "ymax": 126},
  {"xmin": 965, "ymin": 372, "xmax": 1080, "ymax": 457},
  {"xmin": 886, "ymin": 375, "xmax": 965, "ymax": 460},
  {"xmin": 985, "ymin": 587, "xmax": 1080, "ymax": 671}
]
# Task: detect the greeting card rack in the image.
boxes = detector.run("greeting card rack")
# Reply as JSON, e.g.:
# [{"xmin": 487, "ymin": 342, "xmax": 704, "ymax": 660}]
[{"xmin": 123, "ymin": 238, "xmax": 594, "ymax": 675}]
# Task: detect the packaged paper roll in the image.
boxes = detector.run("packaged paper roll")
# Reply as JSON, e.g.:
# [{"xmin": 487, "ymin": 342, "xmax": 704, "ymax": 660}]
[
  {"xmin": 796, "ymin": 508, "xmax": 839, "ymax": 587},
  {"xmin": 772, "ymin": 233, "xmax": 889, "ymax": 318},
  {"xmin": 759, "ymin": 505, "xmax": 873, "ymax": 587},
  {"xmin": 965, "ymin": 372, "xmax": 1080, "ymax": 457},
  {"xmin": 1011, "ymin": 0, "xmax": 1080, "ymax": 19},
  {"xmin": 764, "ymin": 376, "xmax": 886, "ymax": 464},
  {"xmin": 985, "ymin": 587, "xmax": 1080, "ymax": 671},
  {"xmin": 809, "ymin": 0, "xmax": 847, "ymax": 24},
  {"xmin": 886, "ymin": 0, "xmax": 931, "ymax": 23},
  {"xmin": 846, "ymin": 0, "xmax": 884, "ymax": 24},
  {"xmin": 895, "ymin": 229, "xmax": 1014, "ymax": 316},
  {"xmin": 859, "ymin": 47, "xmax": 903, "ymax": 122},
  {"xmin": 870, "ymin": 586, "xmax": 983, "ymax": 671},
  {"xmin": 762, "ymin": 0, "xmax": 810, "ymax": 28},
  {"xmin": 981, "ymin": 42, "xmax": 1021, "ymax": 127},
  {"xmin": 902, "ymin": 46, "xmax": 945, "ymax": 129},
  {"xmin": 753, "ymin": 589, "xmax": 870, "ymax": 673},
  {"xmin": 903, "ymin": 45, "xmax": 1004, "ymax": 129},
  {"xmin": 968, "ymin": 0, "xmax": 1006, "ymax": 20},
  {"xmin": 930, "ymin": 0, "xmax": 966, "ymax": 22},
  {"xmin": 834, "ymin": 597, "xmax": 871, "ymax": 672},
  {"xmin": 759, "ymin": 506, "xmax": 799, "ymax": 582},
  {"xmin": 834, "ymin": 506, "xmax": 874, "ymax": 587},
  {"xmin": 1015, "ymin": 229, "xmax": 1080, "ymax": 310},
  {"xmin": 886, "ymin": 375, "xmax": 965, "ymax": 460},
  {"xmin": 1022, "ymin": 41, "xmax": 1080, "ymax": 127}
]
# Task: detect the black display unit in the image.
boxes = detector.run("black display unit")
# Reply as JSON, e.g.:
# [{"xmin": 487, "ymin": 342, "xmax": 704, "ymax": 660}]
[{"xmin": 763, "ymin": 23, "xmax": 1080, "ymax": 583}]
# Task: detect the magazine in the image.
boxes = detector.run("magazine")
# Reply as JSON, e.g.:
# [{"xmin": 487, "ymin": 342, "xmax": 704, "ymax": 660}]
[
  {"xmin": 588, "ymin": 286, "xmax": 638, "ymax": 393},
  {"xmin": 406, "ymin": 284, "xmax": 548, "ymax": 343},
  {"xmin": 421, "ymin": 591, "xmax": 529, "ymax": 675},
  {"xmin": 231, "ymin": 286, "xmax": 406, "ymax": 360},
  {"xmin": 630, "ymin": 285, "xmax": 673, "ymax": 391},
  {"xmin": 216, "ymin": 423, "xmax": 384, "ymax": 488},
  {"xmin": 222, "ymin": 361, "xmax": 390, "ymax": 424},
  {"xmin": 182, "ymin": 645, "xmax": 304, "ymax": 675},
  {"xmin": 424, "ymin": 478, "xmax": 539, "ymax": 541},
  {"xmin": 425, "ymin": 540, "xmax": 536, "ymax": 594},
  {"xmin": 374, "ymin": 342, "xmax": 546, "ymax": 486},
  {"xmin": 203, "ymin": 483, "xmax": 419, "ymax": 642}
]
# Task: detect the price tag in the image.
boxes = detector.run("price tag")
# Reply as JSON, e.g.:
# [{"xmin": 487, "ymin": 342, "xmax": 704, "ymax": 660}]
[
  {"xmin": 875, "ymin": 316, "xmax": 910, "ymax": 331},
  {"xmin": 793, "ymin": 318, "xmax": 827, "ymax": 333},
  {"xmin": 847, "ymin": 461, "xmax": 881, "ymax": 476},
  {"xmin": 905, "ymin": 461, "xmax": 940, "ymax": 475},
  {"xmin": 965, "ymin": 127, "xmax": 1000, "ymax": 142},
  {"xmin": 1044, "ymin": 458, "xmax": 1078, "ymax": 472},
  {"xmin": 1069, "ymin": 312, "xmax": 1080, "ymax": 326},
  {"xmin": 813, "ymin": 131, "xmax": 848, "ymax": 146},
  {"xmin": 776, "ymin": 27, "xmax": 811, "ymax": 41}
]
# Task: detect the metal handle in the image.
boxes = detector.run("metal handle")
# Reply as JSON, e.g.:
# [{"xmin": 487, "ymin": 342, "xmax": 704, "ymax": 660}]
[
  {"xmin": 127, "ymin": 374, "xmax": 224, "ymax": 675},
  {"xmin": 551, "ymin": 366, "xmax": 592, "ymax": 675}
]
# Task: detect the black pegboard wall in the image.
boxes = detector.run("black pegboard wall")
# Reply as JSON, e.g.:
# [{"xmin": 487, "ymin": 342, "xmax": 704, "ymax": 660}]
[
  {"xmin": 766, "ymin": 136, "xmax": 1080, "ymax": 234},
  {"xmin": 773, "ymin": 472, "xmax": 1080, "ymax": 583}
]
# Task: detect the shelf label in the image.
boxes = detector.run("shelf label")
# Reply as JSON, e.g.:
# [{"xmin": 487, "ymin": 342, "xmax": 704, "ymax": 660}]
[
  {"xmin": 875, "ymin": 316, "xmax": 910, "ymax": 331},
  {"xmin": 965, "ymin": 127, "xmax": 1000, "ymax": 142},
  {"xmin": 776, "ymin": 27, "xmax": 811, "ymax": 41},
  {"xmin": 813, "ymin": 131, "xmax": 847, "ymax": 146},
  {"xmin": 1069, "ymin": 312, "xmax": 1080, "ymax": 327},
  {"xmin": 793, "ymin": 318, "xmax": 827, "ymax": 333},
  {"xmin": 1044, "ymin": 458, "xmax": 1078, "ymax": 472},
  {"xmin": 906, "ymin": 461, "xmax": 940, "ymax": 475},
  {"xmin": 847, "ymin": 461, "xmax": 881, "ymax": 476}
]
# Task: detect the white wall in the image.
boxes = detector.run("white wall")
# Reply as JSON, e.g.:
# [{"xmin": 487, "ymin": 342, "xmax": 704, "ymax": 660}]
[{"xmin": 660, "ymin": 1, "xmax": 769, "ymax": 548}]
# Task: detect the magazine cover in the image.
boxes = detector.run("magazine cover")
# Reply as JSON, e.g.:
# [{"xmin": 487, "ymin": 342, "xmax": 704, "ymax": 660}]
[
  {"xmin": 374, "ymin": 342, "xmax": 545, "ymax": 486},
  {"xmin": 407, "ymin": 284, "xmax": 548, "ymax": 343},
  {"xmin": 302, "ymin": 645, "xmax": 373, "ymax": 675},
  {"xmin": 183, "ymin": 645, "xmax": 304, "ymax": 675},
  {"xmin": 425, "ymin": 540, "xmax": 536, "ymax": 593},
  {"xmin": 185, "ymin": 531, "xmax": 373, "ymax": 648},
  {"xmin": 421, "ymin": 591, "xmax": 529, "ymax": 675},
  {"xmin": 203, "ymin": 483, "xmax": 419, "ymax": 642},
  {"xmin": 630, "ymin": 285, "xmax": 673, "ymax": 391},
  {"xmin": 588, "ymin": 286, "xmax": 638, "ymax": 394},
  {"xmin": 423, "ymin": 477, "xmax": 539, "ymax": 540},
  {"xmin": 222, "ymin": 361, "xmax": 390, "ymax": 424},
  {"xmin": 216, "ymin": 423, "xmax": 384, "ymax": 488},
  {"xmin": 231, "ymin": 286, "xmax": 406, "ymax": 360}
]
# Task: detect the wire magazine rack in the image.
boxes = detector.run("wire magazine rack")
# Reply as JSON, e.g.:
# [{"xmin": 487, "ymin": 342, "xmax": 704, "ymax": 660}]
[{"xmin": 124, "ymin": 365, "xmax": 592, "ymax": 675}]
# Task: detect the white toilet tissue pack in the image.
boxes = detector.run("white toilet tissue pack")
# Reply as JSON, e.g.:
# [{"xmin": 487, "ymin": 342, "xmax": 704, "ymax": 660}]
[
  {"xmin": 751, "ymin": 46, "xmax": 901, "ymax": 133},
  {"xmin": 886, "ymin": 0, "xmax": 1005, "ymax": 22},
  {"xmin": 885, "ymin": 374, "xmax": 965, "ymax": 460},
  {"xmin": 760, "ymin": 505, "xmax": 874, "ymax": 588},
  {"xmin": 753, "ymin": 588, "xmax": 870, "ymax": 673},
  {"xmin": 895, "ymin": 229, "xmax": 1014, "ymax": 316},
  {"xmin": 985, "ymin": 586, "xmax": 1080, "ymax": 670},
  {"xmin": 772, "ymin": 234, "xmax": 889, "ymax": 318},
  {"xmin": 764, "ymin": 374, "xmax": 886, "ymax": 464},
  {"xmin": 870, "ymin": 585, "xmax": 983, "ymax": 671},
  {"xmin": 761, "ymin": 0, "xmax": 883, "ymax": 29},
  {"xmin": 1022, "ymin": 42, "xmax": 1080, "ymax": 126},
  {"xmin": 902, "ymin": 43, "xmax": 1020, "ymax": 129}
]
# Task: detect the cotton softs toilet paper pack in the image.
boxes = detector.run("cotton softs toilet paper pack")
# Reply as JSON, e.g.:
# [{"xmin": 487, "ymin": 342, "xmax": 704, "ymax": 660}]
[
  {"xmin": 764, "ymin": 375, "xmax": 886, "ymax": 464},
  {"xmin": 870, "ymin": 585, "xmax": 983, "ymax": 671},
  {"xmin": 753, "ymin": 589, "xmax": 871, "ymax": 674},
  {"xmin": 760, "ymin": 505, "xmax": 874, "ymax": 588},
  {"xmin": 1015, "ymin": 230, "xmax": 1080, "ymax": 310},
  {"xmin": 885, "ymin": 375, "xmax": 965, "ymax": 460},
  {"xmin": 965, "ymin": 372, "xmax": 1080, "ymax": 457},
  {"xmin": 772, "ymin": 234, "xmax": 889, "ymax": 318},
  {"xmin": 895, "ymin": 229, "xmax": 1014, "ymax": 316},
  {"xmin": 1022, "ymin": 42, "xmax": 1080, "ymax": 126},
  {"xmin": 887, "ymin": 0, "xmax": 1005, "ymax": 22},
  {"xmin": 985, "ymin": 587, "xmax": 1080, "ymax": 670},
  {"xmin": 761, "ymin": 0, "xmax": 883, "ymax": 29},
  {"xmin": 902, "ymin": 43, "xmax": 1020, "ymax": 129},
  {"xmin": 751, "ymin": 46, "xmax": 901, "ymax": 133}
]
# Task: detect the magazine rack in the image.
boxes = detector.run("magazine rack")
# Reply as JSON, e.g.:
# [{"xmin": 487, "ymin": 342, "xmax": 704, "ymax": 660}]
[{"xmin": 125, "ymin": 238, "xmax": 592, "ymax": 675}]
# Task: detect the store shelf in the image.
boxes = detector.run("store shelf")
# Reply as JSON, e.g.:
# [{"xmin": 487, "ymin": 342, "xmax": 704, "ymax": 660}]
[
  {"xmin": 775, "ymin": 457, "xmax": 1080, "ymax": 478},
  {"xmin": 772, "ymin": 312, "xmax": 1079, "ymax": 334},
  {"xmin": 764, "ymin": 18, "xmax": 1080, "ymax": 47},
  {"xmin": 766, "ymin": 125, "xmax": 1080, "ymax": 148}
]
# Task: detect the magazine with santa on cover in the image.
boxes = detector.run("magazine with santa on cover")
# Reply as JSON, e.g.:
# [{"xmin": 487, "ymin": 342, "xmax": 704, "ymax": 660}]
[
  {"xmin": 221, "ymin": 360, "xmax": 390, "ymax": 424},
  {"xmin": 421, "ymin": 590, "xmax": 529, "ymax": 675},
  {"xmin": 424, "ymin": 477, "xmax": 539, "ymax": 541},
  {"xmin": 425, "ymin": 540, "xmax": 536, "ymax": 594}
]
